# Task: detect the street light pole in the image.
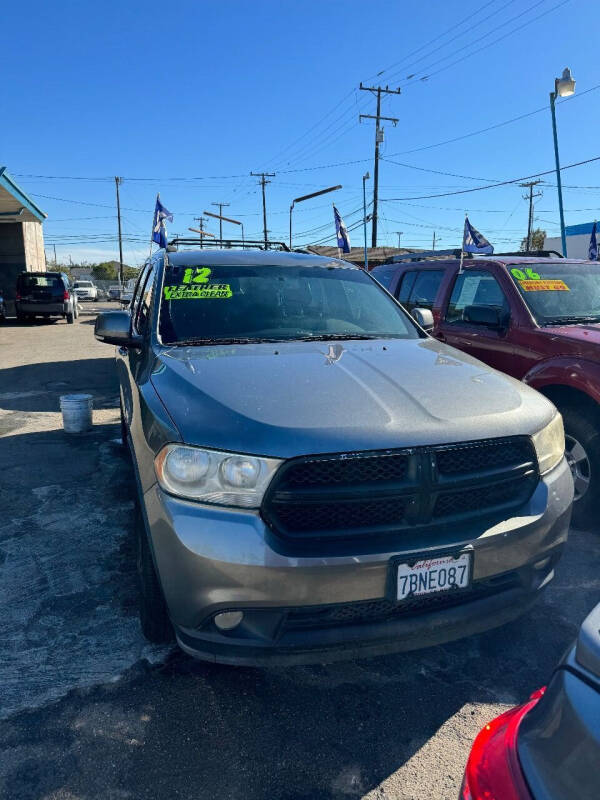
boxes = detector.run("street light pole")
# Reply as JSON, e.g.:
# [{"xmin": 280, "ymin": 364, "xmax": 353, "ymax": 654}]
[
  {"xmin": 288, "ymin": 184, "xmax": 342, "ymax": 249},
  {"xmin": 394, "ymin": 231, "xmax": 403, "ymax": 249},
  {"xmin": 363, "ymin": 172, "xmax": 370, "ymax": 269},
  {"xmin": 550, "ymin": 67, "xmax": 576, "ymax": 257}
]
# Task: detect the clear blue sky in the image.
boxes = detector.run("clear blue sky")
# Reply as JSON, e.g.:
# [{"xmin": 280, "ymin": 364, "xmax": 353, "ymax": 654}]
[{"xmin": 3, "ymin": 0, "xmax": 599, "ymax": 264}]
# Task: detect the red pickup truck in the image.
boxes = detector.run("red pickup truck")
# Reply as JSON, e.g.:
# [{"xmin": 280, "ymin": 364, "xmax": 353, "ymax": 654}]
[{"xmin": 372, "ymin": 254, "xmax": 600, "ymax": 528}]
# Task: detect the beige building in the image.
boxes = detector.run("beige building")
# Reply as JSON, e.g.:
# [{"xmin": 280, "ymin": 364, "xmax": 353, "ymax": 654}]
[{"xmin": 0, "ymin": 167, "xmax": 47, "ymax": 308}]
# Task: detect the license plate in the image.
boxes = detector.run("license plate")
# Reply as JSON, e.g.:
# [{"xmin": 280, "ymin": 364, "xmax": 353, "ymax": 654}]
[{"xmin": 397, "ymin": 553, "xmax": 471, "ymax": 601}]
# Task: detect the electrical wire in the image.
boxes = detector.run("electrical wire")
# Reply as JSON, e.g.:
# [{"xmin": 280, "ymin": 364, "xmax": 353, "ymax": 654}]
[
  {"xmin": 364, "ymin": 0, "xmax": 502, "ymax": 82},
  {"xmin": 398, "ymin": 0, "xmax": 569, "ymax": 88},
  {"xmin": 382, "ymin": 154, "xmax": 600, "ymax": 202},
  {"xmin": 382, "ymin": 158, "xmax": 498, "ymax": 182},
  {"xmin": 386, "ymin": 0, "xmax": 546, "ymax": 86}
]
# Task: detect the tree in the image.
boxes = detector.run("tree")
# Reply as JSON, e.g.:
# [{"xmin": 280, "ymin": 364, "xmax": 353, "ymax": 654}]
[
  {"xmin": 91, "ymin": 261, "xmax": 139, "ymax": 281},
  {"xmin": 91, "ymin": 262, "xmax": 117, "ymax": 281},
  {"xmin": 520, "ymin": 228, "xmax": 546, "ymax": 252}
]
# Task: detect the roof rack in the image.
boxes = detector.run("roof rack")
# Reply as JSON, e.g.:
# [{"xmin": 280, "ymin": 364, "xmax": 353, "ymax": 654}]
[
  {"xmin": 489, "ymin": 250, "xmax": 564, "ymax": 258},
  {"xmin": 167, "ymin": 237, "xmax": 290, "ymax": 252},
  {"xmin": 384, "ymin": 248, "xmax": 462, "ymax": 264}
]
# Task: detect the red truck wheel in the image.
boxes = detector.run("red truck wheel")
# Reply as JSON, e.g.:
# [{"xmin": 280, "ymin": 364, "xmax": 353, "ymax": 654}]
[{"xmin": 561, "ymin": 404, "xmax": 600, "ymax": 530}]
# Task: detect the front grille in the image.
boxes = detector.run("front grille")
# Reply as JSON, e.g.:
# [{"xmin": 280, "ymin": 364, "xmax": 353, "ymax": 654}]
[
  {"xmin": 262, "ymin": 437, "xmax": 538, "ymax": 541},
  {"xmin": 436, "ymin": 438, "xmax": 534, "ymax": 475},
  {"xmin": 284, "ymin": 573, "xmax": 520, "ymax": 631},
  {"xmin": 275, "ymin": 497, "xmax": 410, "ymax": 533},
  {"xmin": 433, "ymin": 476, "xmax": 528, "ymax": 518},
  {"xmin": 284, "ymin": 452, "xmax": 409, "ymax": 487}
]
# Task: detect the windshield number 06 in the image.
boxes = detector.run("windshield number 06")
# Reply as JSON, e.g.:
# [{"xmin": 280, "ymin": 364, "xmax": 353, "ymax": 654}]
[{"xmin": 511, "ymin": 267, "xmax": 540, "ymax": 281}]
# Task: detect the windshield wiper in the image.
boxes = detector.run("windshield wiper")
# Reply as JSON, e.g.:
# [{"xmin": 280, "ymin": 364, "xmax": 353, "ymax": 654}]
[
  {"xmin": 294, "ymin": 333, "xmax": 389, "ymax": 341},
  {"xmin": 165, "ymin": 336, "xmax": 283, "ymax": 346},
  {"xmin": 165, "ymin": 333, "xmax": 398, "ymax": 346},
  {"xmin": 542, "ymin": 315, "xmax": 600, "ymax": 326}
]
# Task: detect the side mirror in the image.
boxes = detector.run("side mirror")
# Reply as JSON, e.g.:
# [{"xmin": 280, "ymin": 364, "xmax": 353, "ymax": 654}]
[
  {"xmin": 412, "ymin": 307, "xmax": 434, "ymax": 332},
  {"xmin": 463, "ymin": 304, "xmax": 507, "ymax": 329},
  {"xmin": 94, "ymin": 310, "xmax": 142, "ymax": 348}
]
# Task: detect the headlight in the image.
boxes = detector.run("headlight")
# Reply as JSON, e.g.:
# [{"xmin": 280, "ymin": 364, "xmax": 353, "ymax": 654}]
[
  {"xmin": 532, "ymin": 413, "xmax": 565, "ymax": 474},
  {"xmin": 154, "ymin": 444, "xmax": 282, "ymax": 508}
]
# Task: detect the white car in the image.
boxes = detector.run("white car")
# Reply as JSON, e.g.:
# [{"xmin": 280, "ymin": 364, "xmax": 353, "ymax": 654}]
[{"xmin": 73, "ymin": 280, "xmax": 98, "ymax": 301}]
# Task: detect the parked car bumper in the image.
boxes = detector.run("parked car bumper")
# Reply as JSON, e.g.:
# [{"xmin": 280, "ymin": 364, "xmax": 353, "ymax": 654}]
[
  {"xmin": 142, "ymin": 457, "xmax": 572, "ymax": 665},
  {"xmin": 17, "ymin": 301, "xmax": 69, "ymax": 316}
]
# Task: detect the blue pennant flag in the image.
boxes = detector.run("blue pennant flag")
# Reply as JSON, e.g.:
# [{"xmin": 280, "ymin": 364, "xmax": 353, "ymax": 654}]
[
  {"xmin": 589, "ymin": 221, "xmax": 598, "ymax": 261},
  {"xmin": 152, "ymin": 195, "xmax": 173, "ymax": 249},
  {"xmin": 334, "ymin": 206, "xmax": 351, "ymax": 253},
  {"xmin": 462, "ymin": 216, "xmax": 494, "ymax": 254}
]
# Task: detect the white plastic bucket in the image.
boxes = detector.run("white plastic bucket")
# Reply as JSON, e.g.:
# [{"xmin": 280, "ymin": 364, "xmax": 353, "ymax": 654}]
[{"xmin": 60, "ymin": 394, "xmax": 93, "ymax": 433}]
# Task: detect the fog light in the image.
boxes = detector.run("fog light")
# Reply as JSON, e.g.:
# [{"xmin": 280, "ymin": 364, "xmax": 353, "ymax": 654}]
[{"xmin": 214, "ymin": 611, "xmax": 244, "ymax": 631}]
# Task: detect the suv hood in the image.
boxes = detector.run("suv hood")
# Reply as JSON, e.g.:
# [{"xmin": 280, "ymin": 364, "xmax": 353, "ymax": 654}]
[{"xmin": 151, "ymin": 338, "xmax": 555, "ymax": 458}]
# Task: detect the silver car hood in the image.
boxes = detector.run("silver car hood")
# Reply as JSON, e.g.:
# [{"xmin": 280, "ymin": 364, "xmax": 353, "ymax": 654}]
[{"xmin": 151, "ymin": 337, "xmax": 555, "ymax": 458}]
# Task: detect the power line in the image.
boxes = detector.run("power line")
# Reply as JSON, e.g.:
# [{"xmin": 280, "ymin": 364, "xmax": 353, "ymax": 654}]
[
  {"xmin": 388, "ymin": 0, "xmax": 546, "ymax": 86},
  {"xmin": 382, "ymin": 154, "xmax": 600, "ymax": 202},
  {"xmin": 383, "ymin": 157, "xmax": 498, "ymax": 182},
  {"xmin": 14, "ymin": 82, "xmax": 600, "ymax": 190},
  {"xmin": 365, "ymin": 0, "xmax": 501, "ymax": 82}
]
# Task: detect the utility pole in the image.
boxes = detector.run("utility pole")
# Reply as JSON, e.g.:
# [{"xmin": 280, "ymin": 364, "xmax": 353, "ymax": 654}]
[
  {"xmin": 53, "ymin": 244, "xmax": 57, "ymax": 267},
  {"xmin": 193, "ymin": 216, "xmax": 209, "ymax": 246},
  {"xmin": 394, "ymin": 231, "xmax": 403, "ymax": 249},
  {"xmin": 250, "ymin": 172, "xmax": 276, "ymax": 248},
  {"xmin": 115, "ymin": 177, "xmax": 124, "ymax": 287},
  {"xmin": 359, "ymin": 83, "xmax": 401, "ymax": 248},
  {"xmin": 432, "ymin": 231, "xmax": 437, "ymax": 251},
  {"xmin": 211, "ymin": 202, "xmax": 230, "ymax": 240},
  {"xmin": 520, "ymin": 180, "xmax": 543, "ymax": 251}
]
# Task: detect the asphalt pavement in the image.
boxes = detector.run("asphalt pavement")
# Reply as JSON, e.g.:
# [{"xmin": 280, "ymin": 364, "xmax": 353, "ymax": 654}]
[{"xmin": 0, "ymin": 303, "xmax": 599, "ymax": 800}]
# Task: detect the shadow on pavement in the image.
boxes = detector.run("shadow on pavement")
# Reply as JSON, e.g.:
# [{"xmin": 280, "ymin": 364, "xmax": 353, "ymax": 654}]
[
  {"xmin": 0, "ymin": 425, "xmax": 166, "ymax": 722},
  {"xmin": 0, "ymin": 358, "xmax": 119, "ymax": 416}
]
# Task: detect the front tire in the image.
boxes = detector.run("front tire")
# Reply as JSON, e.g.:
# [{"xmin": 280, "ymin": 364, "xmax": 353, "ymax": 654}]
[
  {"xmin": 560, "ymin": 403, "xmax": 600, "ymax": 530},
  {"xmin": 135, "ymin": 504, "xmax": 173, "ymax": 643}
]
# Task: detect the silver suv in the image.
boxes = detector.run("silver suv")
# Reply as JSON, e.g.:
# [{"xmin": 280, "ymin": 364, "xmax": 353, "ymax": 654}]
[{"xmin": 95, "ymin": 247, "xmax": 573, "ymax": 665}]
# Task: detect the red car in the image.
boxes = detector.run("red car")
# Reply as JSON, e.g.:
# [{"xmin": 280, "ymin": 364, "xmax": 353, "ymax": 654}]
[
  {"xmin": 372, "ymin": 253, "xmax": 600, "ymax": 528},
  {"xmin": 460, "ymin": 602, "xmax": 600, "ymax": 799}
]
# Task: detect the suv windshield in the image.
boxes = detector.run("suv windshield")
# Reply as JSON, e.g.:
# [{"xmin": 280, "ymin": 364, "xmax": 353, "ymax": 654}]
[
  {"xmin": 507, "ymin": 262, "xmax": 600, "ymax": 324},
  {"xmin": 159, "ymin": 264, "xmax": 420, "ymax": 344}
]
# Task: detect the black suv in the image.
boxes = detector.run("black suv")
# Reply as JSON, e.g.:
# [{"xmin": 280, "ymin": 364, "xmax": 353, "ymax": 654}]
[{"xmin": 15, "ymin": 271, "xmax": 78, "ymax": 323}]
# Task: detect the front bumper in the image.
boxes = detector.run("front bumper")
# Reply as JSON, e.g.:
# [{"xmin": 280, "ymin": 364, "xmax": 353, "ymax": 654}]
[{"xmin": 142, "ymin": 457, "xmax": 573, "ymax": 665}]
